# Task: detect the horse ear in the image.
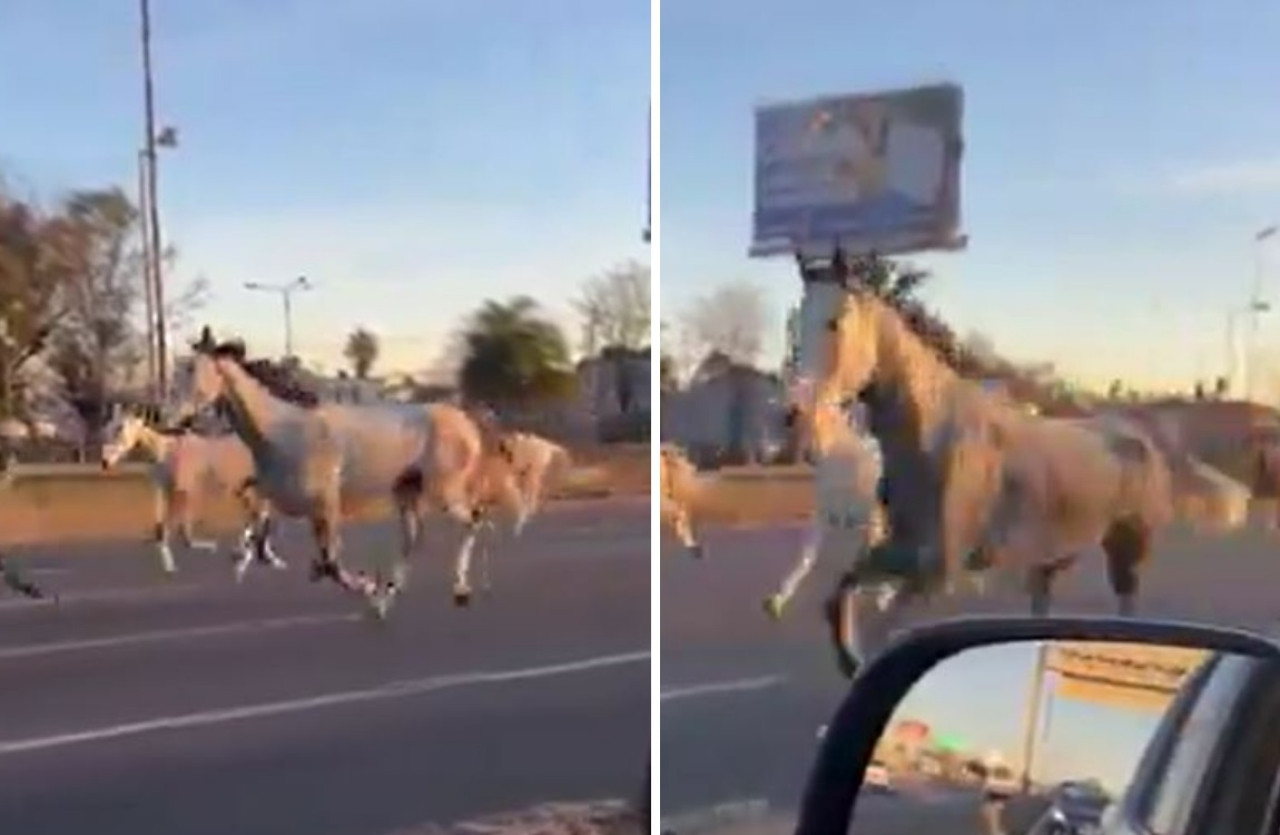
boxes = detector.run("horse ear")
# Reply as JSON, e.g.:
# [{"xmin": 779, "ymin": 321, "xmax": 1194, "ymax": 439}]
[{"xmin": 194, "ymin": 326, "xmax": 214, "ymax": 352}]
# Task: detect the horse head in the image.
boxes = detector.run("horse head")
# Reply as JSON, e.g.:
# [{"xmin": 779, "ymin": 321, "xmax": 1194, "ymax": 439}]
[{"xmin": 786, "ymin": 245, "xmax": 882, "ymax": 448}]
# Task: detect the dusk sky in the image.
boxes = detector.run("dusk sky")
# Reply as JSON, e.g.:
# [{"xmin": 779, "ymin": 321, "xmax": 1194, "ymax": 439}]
[
  {"xmin": 662, "ymin": 0, "xmax": 1280, "ymax": 392},
  {"xmin": 1, "ymin": 0, "xmax": 649, "ymax": 374}
]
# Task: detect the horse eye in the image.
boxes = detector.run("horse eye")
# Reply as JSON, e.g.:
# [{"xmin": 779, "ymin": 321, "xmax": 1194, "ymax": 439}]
[{"xmin": 826, "ymin": 318, "xmax": 838, "ymax": 332}]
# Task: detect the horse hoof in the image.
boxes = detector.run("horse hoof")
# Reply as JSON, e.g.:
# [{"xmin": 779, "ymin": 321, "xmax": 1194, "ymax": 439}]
[
  {"xmin": 762, "ymin": 596, "xmax": 785, "ymax": 622},
  {"xmin": 453, "ymin": 589, "xmax": 472, "ymax": 607},
  {"xmin": 690, "ymin": 543, "xmax": 706, "ymax": 560},
  {"xmin": 835, "ymin": 652, "xmax": 861, "ymax": 680}
]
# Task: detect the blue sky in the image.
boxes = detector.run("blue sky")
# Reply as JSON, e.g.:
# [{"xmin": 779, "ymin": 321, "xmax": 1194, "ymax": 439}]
[
  {"xmin": 661, "ymin": 0, "xmax": 1280, "ymax": 392},
  {"xmin": 1, "ymin": 0, "xmax": 649, "ymax": 374},
  {"xmin": 895, "ymin": 642, "xmax": 1166, "ymax": 792}
]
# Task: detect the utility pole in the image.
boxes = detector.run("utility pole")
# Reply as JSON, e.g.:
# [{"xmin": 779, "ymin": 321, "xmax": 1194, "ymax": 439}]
[
  {"xmin": 140, "ymin": 0, "xmax": 177, "ymax": 396},
  {"xmin": 136, "ymin": 149, "xmax": 157, "ymax": 398},
  {"xmin": 1018, "ymin": 642, "xmax": 1049, "ymax": 793}
]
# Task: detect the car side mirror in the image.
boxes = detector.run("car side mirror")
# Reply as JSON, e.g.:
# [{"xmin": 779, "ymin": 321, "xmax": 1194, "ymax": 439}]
[{"xmin": 796, "ymin": 615, "xmax": 1280, "ymax": 835}]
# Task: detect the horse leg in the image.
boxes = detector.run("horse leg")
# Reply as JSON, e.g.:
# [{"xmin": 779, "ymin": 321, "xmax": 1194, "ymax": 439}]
[
  {"xmin": 153, "ymin": 493, "xmax": 178, "ymax": 575},
  {"xmin": 372, "ymin": 502, "xmax": 421, "ymax": 619},
  {"xmin": 822, "ymin": 569, "xmax": 866, "ymax": 680},
  {"xmin": 764, "ymin": 516, "xmax": 824, "ymax": 620},
  {"xmin": 450, "ymin": 512, "xmax": 484, "ymax": 607},
  {"xmin": 176, "ymin": 495, "xmax": 218, "ymax": 553},
  {"xmin": 1026, "ymin": 564, "xmax": 1056, "ymax": 616},
  {"xmin": 671, "ymin": 503, "xmax": 704, "ymax": 559},
  {"xmin": 307, "ymin": 512, "xmax": 379, "ymax": 603},
  {"xmin": 1103, "ymin": 517, "xmax": 1150, "ymax": 617}
]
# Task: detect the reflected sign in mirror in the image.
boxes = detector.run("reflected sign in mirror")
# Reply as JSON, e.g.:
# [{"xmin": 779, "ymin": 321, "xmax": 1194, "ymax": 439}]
[{"xmin": 849, "ymin": 639, "xmax": 1224, "ymax": 835}]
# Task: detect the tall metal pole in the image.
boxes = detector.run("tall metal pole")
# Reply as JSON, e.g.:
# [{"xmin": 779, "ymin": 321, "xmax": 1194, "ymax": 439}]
[
  {"xmin": 140, "ymin": 0, "xmax": 169, "ymax": 396},
  {"xmin": 1246, "ymin": 226, "xmax": 1277, "ymax": 402},
  {"xmin": 136, "ymin": 150, "xmax": 157, "ymax": 399},
  {"xmin": 245, "ymin": 277, "xmax": 311, "ymax": 358},
  {"xmin": 1018, "ymin": 642, "xmax": 1049, "ymax": 793},
  {"xmin": 643, "ymin": 103, "xmax": 651, "ymax": 244},
  {"xmin": 282, "ymin": 292, "xmax": 294, "ymax": 358}
]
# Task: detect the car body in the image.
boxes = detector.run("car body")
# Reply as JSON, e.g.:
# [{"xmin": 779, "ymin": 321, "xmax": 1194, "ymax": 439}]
[
  {"xmin": 1027, "ymin": 781, "xmax": 1112, "ymax": 835},
  {"xmin": 984, "ymin": 762, "xmax": 1019, "ymax": 797},
  {"xmin": 1096, "ymin": 649, "xmax": 1280, "ymax": 835},
  {"xmin": 862, "ymin": 760, "xmax": 893, "ymax": 793}
]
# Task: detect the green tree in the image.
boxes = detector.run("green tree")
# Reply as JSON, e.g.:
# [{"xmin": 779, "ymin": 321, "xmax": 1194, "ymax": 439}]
[
  {"xmin": 343, "ymin": 326, "xmax": 380, "ymax": 379},
  {"xmin": 47, "ymin": 187, "xmax": 148, "ymax": 433},
  {"xmin": 459, "ymin": 296, "xmax": 575, "ymax": 406}
]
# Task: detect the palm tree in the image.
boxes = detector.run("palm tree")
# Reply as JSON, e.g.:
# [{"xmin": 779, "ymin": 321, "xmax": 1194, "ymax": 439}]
[
  {"xmin": 343, "ymin": 327, "xmax": 380, "ymax": 379},
  {"xmin": 459, "ymin": 296, "xmax": 575, "ymax": 406}
]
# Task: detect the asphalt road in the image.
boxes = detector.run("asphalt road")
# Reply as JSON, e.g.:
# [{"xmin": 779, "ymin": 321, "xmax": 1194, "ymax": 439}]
[
  {"xmin": 660, "ymin": 518, "xmax": 1280, "ymax": 828},
  {"xmin": 0, "ymin": 498, "xmax": 649, "ymax": 835}
]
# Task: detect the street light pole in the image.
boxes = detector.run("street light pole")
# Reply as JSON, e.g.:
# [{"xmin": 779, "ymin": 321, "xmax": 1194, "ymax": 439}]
[
  {"xmin": 139, "ymin": 0, "xmax": 179, "ymax": 396},
  {"xmin": 1245, "ymin": 225, "xmax": 1277, "ymax": 401},
  {"xmin": 136, "ymin": 149, "xmax": 157, "ymax": 398},
  {"xmin": 244, "ymin": 277, "xmax": 312, "ymax": 358}
]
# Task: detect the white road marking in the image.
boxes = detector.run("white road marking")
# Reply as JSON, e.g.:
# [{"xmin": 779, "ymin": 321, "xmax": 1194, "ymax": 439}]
[
  {"xmin": 661, "ymin": 675, "xmax": 785, "ymax": 702},
  {"xmin": 0, "ymin": 582, "xmax": 203, "ymax": 612},
  {"xmin": 0, "ymin": 649, "xmax": 651, "ymax": 757},
  {"xmin": 0, "ymin": 612, "xmax": 358, "ymax": 661}
]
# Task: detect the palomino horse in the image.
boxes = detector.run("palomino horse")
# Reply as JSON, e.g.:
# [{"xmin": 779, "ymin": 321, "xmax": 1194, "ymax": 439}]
[
  {"xmin": 169, "ymin": 329, "xmax": 493, "ymax": 618},
  {"xmin": 100, "ymin": 407, "xmax": 286, "ymax": 579},
  {"xmin": 456, "ymin": 430, "xmax": 570, "ymax": 593},
  {"xmin": 765, "ymin": 396, "xmax": 891, "ymax": 621},
  {"xmin": 787, "ymin": 248, "xmax": 1202, "ymax": 677},
  {"xmin": 660, "ymin": 443, "xmax": 704, "ymax": 558},
  {"xmin": 498, "ymin": 431, "xmax": 573, "ymax": 535}
]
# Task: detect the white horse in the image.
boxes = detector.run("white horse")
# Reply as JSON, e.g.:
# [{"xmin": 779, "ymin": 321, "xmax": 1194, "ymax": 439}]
[
  {"xmin": 101, "ymin": 407, "xmax": 286, "ymax": 579},
  {"xmin": 168, "ymin": 329, "xmax": 495, "ymax": 618},
  {"xmin": 764, "ymin": 397, "xmax": 893, "ymax": 620}
]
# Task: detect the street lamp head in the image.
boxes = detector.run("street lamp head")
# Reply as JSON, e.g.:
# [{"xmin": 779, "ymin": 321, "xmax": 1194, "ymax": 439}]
[
  {"xmin": 294, "ymin": 276, "xmax": 312, "ymax": 291},
  {"xmin": 156, "ymin": 126, "xmax": 179, "ymax": 149},
  {"xmin": 243, "ymin": 282, "xmax": 264, "ymax": 291}
]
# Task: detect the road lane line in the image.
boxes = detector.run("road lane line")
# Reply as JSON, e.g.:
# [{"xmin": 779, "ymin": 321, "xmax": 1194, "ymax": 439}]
[
  {"xmin": 661, "ymin": 675, "xmax": 786, "ymax": 702},
  {"xmin": 0, "ymin": 582, "xmax": 204, "ymax": 612},
  {"xmin": 0, "ymin": 612, "xmax": 359, "ymax": 661},
  {"xmin": 0, "ymin": 649, "xmax": 651, "ymax": 757}
]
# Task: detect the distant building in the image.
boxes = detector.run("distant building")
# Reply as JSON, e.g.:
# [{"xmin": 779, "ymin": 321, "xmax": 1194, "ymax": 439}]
[{"xmin": 662, "ymin": 352, "xmax": 786, "ymax": 466}]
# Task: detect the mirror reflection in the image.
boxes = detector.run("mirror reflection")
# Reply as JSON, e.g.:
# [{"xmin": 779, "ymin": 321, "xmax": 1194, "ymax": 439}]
[{"xmin": 851, "ymin": 639, "xmax": 1227, "ymax": 835}]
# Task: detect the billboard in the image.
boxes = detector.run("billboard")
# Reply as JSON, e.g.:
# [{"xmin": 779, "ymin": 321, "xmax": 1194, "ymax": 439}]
[
  {"xmin": 1046, "ymin": 641, "xmax": 1210, "ymax": 712},
  {"xmin": 1055, "ymin": 674, "xmax": 1182, "ymax": 714},
  {"xmin": 751, "ymin": 82, "xmax": 964, "ymax": 258}
]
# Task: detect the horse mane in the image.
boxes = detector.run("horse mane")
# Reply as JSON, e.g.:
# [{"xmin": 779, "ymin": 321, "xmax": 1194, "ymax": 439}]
[{"xmin": 194, "ymin": 330, "xmax": 322, "ymax": 409}]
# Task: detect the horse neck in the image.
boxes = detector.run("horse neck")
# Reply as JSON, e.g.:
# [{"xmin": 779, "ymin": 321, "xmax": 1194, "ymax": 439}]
[
  {"xmin": 218, "ymin": 361, "xmax": 302, "ymax": 448},
  {"xmin": 864, "ymin": 305, "xmax": 961, "ymax": 453},
  {"xmin": 135, "ymin": 425, "xmax": 174, "ymax": 461}
]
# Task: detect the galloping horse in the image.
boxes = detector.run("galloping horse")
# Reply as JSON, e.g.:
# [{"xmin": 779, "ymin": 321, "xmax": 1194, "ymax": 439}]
[
  {"xmin": 786, "ymin": 248, "xmax": 1218, "ymax": 676},
  {"xmin": 101, "ymin": 407, "xmax": 286, "ymax": 579},
  {"xmin": 169, "ymin": 328, "xmax": 495, "ymax": 618}
]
